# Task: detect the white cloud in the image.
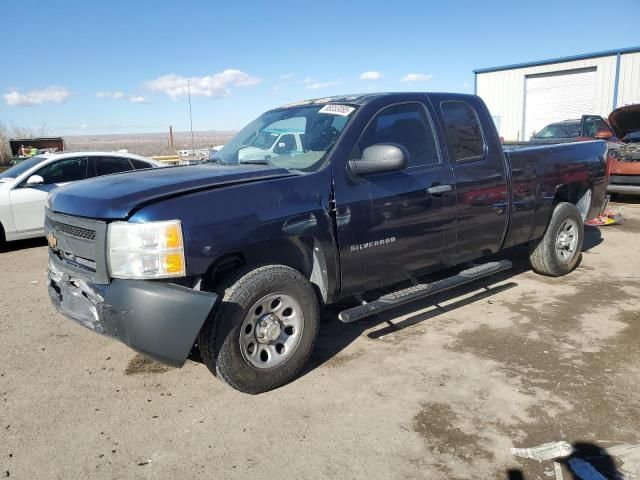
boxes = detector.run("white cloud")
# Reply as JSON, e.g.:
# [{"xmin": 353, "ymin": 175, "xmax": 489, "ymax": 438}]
[
  {"xmin": 96, "ymin": 91, "xmax": 125, "ymax": 99},
  {"xmin": 146, "ymin": 69, "xmax": 261, "ymax": 100},
  {"xmin": 359, "ymin": 71, "xmax": 382, "ymax": 81},
  {"xmin": 400, "ymin": 73, "xmax": 433, "ymax": 83},
  {"xmin": 304, "ymin": 79, "xmax": 341, "ymax": 90},
  {"xmin": 129, "ymin": 96, "xmax": 150, "ymax": 104},
  {"xmin": 280, "ymin": 73, "xmax": 294, "ymax": 81},
  {"xmin": 4, "ymin": 86, "xmax": 72, "ymax": 106}
]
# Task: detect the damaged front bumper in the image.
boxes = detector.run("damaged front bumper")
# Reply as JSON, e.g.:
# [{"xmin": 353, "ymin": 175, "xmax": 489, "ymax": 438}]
[{"xmin": 48, "ymin": 258, "xmax": 217, "ymax": 367}]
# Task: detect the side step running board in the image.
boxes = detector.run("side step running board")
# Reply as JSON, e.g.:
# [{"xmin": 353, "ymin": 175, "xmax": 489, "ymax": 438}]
[{"xmin": 338, "ymin": 260, "xmax": 512, "ymax": 323}]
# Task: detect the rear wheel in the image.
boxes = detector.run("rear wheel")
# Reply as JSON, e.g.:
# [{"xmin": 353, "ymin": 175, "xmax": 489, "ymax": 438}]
[
  {"xmin": 529, "ymin": 202, "xmax": 584, "ymax": 276},
  {"xmin": 198, "ymin": 265, "xmax": 320, "ymax": 394}
]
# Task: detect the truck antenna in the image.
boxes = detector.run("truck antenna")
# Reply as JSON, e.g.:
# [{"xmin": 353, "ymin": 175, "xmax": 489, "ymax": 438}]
[{"xmin": 188, "ymin": 79, "xmax": 195, "ymax": 157}]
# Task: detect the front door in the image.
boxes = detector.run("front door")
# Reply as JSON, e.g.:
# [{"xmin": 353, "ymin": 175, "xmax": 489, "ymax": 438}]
[
  {"xmin": 10, "ymin": 157, "xmax": 88, "ymax": 234},
  {"xmin": 335, "ymin": 101, "xmax": 456, "ymax": 295}
]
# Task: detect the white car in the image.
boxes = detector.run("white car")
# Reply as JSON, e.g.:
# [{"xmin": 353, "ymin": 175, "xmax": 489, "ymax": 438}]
[
  {"xmin": 238, "ymin": 129, "xmax": 304, "ymax": 162},
  {"xmin": 0, "ymin": 151, "xmax": 162, "ymax": 243}
]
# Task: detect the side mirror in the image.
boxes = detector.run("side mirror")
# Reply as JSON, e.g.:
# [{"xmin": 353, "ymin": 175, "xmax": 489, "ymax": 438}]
[
  {"xmin": 595, "ymin": 129, "xmax": 613, "ymax": 140},
  {"xmin": 348, "ymin": 144, "xmax": 408, "ymax": 176},
  {"xmin": 26, "ymin": 175, "xmax": 44, "ymax": 186}
]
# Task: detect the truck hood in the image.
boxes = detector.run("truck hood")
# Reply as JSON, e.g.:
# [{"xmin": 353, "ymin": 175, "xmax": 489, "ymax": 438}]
[
  {"xmin": 608, "ymin": 104, "xmax": 640, "ymax": 139},
  {"xmin": 49, "ymin": 164, "xmax": 295, "ymax": 219}
]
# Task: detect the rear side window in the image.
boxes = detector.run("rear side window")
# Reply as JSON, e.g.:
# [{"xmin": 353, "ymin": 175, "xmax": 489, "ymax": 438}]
[
  {"xmin": 95, "ymin": 157, "xmax": 134, "ymax": 176},
  {"xmin": 441, "ymin": 101, "xmax": 485, "ymax": 162},
  {"xmin": 358, "ymin": 103, "xmax": 440, "ymax": 167},
  {"xmin": 130, "ymin": 159, "xmax": 153, "ymax": 169}
]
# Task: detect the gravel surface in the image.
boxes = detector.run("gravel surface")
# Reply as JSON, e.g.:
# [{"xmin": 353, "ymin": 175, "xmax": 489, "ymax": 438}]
[{"xmin": 1, "ymin": 201, "xmax": 639, "ymax": 479}]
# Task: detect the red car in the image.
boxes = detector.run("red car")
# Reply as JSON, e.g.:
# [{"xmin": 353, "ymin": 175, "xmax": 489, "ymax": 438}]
[{"xmin": 607, "ymin": 104, "xmax": 640, "ymax": 196}]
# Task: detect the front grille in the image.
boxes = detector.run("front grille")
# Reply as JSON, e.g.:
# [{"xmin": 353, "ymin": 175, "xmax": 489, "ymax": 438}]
[
  {"xmin": 50, "ymin": 220, "xmax": 96, "ymax": 240},
  {"xmin": 610, "ymin": 175, "xmax": 640, "ymax": 185},
  {"xmin": 45, "ymin": 210, "xmax": 109, "ymax": 284}
]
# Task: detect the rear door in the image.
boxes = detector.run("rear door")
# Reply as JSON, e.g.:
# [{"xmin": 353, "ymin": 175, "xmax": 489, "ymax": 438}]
[
  {"xmin": 10, "ymin": 156, "xmax": 89, "ymax": 234},
  {"xmin": 336, "ymin": 101, "xmax": 457, "ymax": 294},
  {"xmin": 433, "ymin": 97, "xmax": 509, "ymax": 262}
]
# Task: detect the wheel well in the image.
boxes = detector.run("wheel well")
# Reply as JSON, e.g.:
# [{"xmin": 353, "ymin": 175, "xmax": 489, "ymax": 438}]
[
  {"xmin": 554, "ymin": 183, "xmax": 592, "ymax": 220},
  {"xmin": 203, "ymin": 237, "xmax": 329, "ymax": 303},
  {"xmin": 0, "ymin": 221, "xmax": 5, "ymax": 243},
  {"xmin": 554, "ymin": 183, "xmax": 589, "ymax": 206}
]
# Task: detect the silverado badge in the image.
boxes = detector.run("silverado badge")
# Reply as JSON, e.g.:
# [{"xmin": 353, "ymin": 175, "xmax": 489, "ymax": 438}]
[{"xmin": 47, "ymin": 232, "xmax": 57, "ymax": 250}]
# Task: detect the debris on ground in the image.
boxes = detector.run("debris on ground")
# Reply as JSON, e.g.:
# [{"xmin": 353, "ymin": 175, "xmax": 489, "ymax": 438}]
[
  {"xmin": 511, "ymin": 441, "xmax": 576, "ymax": 462},
  {"xmin": 586, "ymin": 209, "xmax": 624, "ymax": 226}
]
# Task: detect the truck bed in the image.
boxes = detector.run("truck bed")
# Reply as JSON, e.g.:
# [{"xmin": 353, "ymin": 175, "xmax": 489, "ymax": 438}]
[{"xmin": 502, "ymin": 140, "xmax": 608, "ymax": 248}]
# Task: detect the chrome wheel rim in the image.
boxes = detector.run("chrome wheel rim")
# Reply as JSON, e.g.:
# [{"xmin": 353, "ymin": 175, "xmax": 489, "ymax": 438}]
[
  {"xmin": 555, "ymin": 219, "xmax": 579, "ymax": 262},
  {"xmin": 239, "ymin": 293, "xmax": 304, "ymax": 369}
]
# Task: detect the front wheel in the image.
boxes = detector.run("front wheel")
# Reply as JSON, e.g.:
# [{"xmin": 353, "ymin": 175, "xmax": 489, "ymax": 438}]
[
  {"xmin": 529, "ymin": 202, "xmax": 584, "ymax": 276},
  {"xmin": 198, "ymin": 265, "xmax": 320, "ymax": 394}
]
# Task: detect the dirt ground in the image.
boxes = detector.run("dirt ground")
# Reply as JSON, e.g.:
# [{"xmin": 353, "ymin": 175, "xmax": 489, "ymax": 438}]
[{"xmin": 1, "ymin": 201, "xmax": 639, "ymax": 479}]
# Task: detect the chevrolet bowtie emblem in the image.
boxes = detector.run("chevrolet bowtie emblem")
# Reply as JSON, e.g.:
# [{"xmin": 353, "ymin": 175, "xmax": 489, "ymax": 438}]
[{"xmin": 47, "ymin": 232, "xmax": 57, "ymax": 250}]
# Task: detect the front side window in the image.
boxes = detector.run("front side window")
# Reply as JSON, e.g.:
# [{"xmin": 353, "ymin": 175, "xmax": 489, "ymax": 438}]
[
  {"xmin": 95, "ymin": 157, "xmax": 134, "ymax": 176},
  {"xmin": 441, "ymin": 101, "xmax": 485, "ymax": 161},
  {"xmin": 213, "ymin": 104, "xmax": 356, "ymax": 172},
  {"xmin": 358, "ymin": 103, "xmax": 440, "ymax": 167},
  {"xmin": 36, "ymin": 157, "xmax": 88, "ymax": 184}
]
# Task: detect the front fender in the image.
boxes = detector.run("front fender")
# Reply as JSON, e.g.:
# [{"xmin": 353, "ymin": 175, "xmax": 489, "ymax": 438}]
[{"xmin": 129, "ymin": 169, "xmax": 341, "ymax": 301}]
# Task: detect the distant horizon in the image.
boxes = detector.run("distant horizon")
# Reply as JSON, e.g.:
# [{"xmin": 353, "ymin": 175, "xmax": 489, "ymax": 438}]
[{"xmin": 62, "ymin": 128, "xmax": 239, "ymax": 138}]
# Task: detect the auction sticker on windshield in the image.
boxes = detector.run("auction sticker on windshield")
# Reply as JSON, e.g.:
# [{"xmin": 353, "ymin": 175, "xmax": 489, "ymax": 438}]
[{"xmin": 319, "ymin": 104, "xmax": 355, "ymax": 116}]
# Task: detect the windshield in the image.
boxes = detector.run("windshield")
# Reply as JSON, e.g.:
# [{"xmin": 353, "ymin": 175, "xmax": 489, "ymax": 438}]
[
  {"xmin": 0, "ymin": 155, "xmax": 49, "ymax": 182},
  {"xmin": 534, "ymin": 122, "xmax": 580, "ymax": 139},
  {"xmin": 213, "ymin": 104, "xmax": 355, "ymax": 172},
  {"xmin": 250, "ymin": 131, "xmax": 281, "ymax": 150}
]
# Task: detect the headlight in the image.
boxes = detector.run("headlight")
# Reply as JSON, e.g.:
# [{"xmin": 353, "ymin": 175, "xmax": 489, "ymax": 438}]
[{"xmin": 107, "ymin": 220, "xmax": 186, "ymax": 279}]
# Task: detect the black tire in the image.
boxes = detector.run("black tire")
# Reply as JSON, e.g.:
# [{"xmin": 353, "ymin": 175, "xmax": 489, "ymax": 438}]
[
  {"xmin": 198, "ymin": 265, "xmax": 320, "ymax": 394},
  {"xmin": 0, "ymin": 223, "xmax": 5, "ymax": 251},
  {"xmin": 529, "ymin": 202, "xmax": 584, "ymax": 277}
]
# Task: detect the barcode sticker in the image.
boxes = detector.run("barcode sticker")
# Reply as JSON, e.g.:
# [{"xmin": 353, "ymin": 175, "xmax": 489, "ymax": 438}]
[{"xmin": 319, "ymin": 104, "xmax": 355, "ymax": 116}]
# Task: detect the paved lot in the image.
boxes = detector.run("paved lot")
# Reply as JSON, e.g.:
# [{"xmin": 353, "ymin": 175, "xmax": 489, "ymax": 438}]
[{"xmin": 1, "ymin": 201, "xmax": 639, "ymax": 479}]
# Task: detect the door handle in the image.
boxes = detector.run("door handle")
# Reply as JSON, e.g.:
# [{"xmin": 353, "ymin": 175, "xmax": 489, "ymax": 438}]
[{"xmin": 427, "ymin": 184, "xmax": 452, "ymax": 195}]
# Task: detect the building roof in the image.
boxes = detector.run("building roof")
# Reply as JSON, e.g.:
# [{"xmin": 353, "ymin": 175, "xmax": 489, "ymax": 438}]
[{"xmin": 474, "ymin": 46, "xmax": 640, "ymax": 74}]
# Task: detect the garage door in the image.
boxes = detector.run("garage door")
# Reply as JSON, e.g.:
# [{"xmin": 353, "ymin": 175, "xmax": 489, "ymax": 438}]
[{"xmin": 523, "ymin": 68, "xmax": 597, "ymax": 140}]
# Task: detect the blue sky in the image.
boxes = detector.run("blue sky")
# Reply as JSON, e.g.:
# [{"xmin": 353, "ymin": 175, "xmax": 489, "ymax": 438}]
[{"xmin": 1, "ymin": 0, "xmax": 639, "ymax": 135}]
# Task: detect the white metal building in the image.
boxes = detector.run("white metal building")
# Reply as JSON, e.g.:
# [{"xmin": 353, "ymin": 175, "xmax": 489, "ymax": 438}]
[{"xmin": 474, "ymin": 47, "xmax": 640, "ymax": 141}]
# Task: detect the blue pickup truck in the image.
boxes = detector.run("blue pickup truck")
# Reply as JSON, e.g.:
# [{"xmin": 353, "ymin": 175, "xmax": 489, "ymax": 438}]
[{"xmin": 45, "ymin": 93, "xmax": 607, "ymax": 393}]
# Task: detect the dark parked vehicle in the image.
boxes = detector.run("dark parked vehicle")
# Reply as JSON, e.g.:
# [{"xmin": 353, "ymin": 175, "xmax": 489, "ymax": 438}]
[
  {"xmin": 45, "ymin": 93, "xmax": 607, "ymax": 393},
  {"xmin": 607, "ymin": 104, "xmax": 640, "ymax": 195},
  {"xmin": 504, "ymin": 115, "xmax": 617, "ymax": 150}
]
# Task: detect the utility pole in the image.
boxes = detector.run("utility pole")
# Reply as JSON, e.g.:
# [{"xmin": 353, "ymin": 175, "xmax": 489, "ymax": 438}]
[
  {"xmin": 168, "ymin": 125, "xmax": 174, "ymax": 154},
  {"xmin": 188, "ymin": 80, "xmax": 195, "ymax": 157}
]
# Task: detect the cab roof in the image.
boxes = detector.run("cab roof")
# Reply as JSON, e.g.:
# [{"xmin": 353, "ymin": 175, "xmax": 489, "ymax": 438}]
[{"xmin": 280, "ymin": 92, "xmax": 479, "ymax": 109}]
